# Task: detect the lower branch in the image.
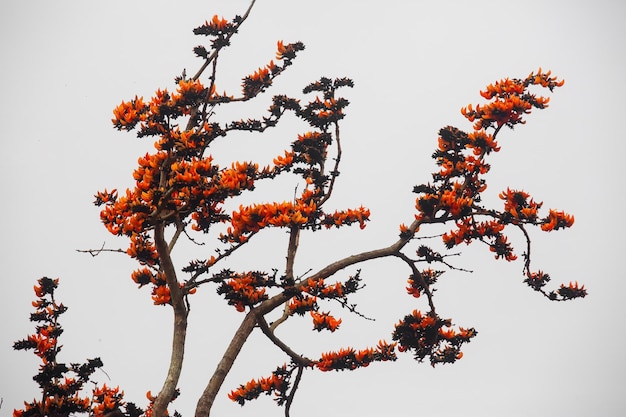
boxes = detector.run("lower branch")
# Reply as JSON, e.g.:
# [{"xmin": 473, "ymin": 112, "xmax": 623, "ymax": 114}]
[
  {"xmin": 194, "ymin": 310, "xmax": 259, "ymax": 417},
  {"xmin": 153, "ymin": 223, "xmax": 189, "ymax": 417},
  {"xmin": 194, "ymin": 219, "xmax": 419, "ymax": 416}
]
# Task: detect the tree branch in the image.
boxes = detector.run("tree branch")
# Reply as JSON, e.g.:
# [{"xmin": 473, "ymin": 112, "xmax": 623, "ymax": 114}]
[
  {"xmin": 194, "ymin": 309, "xmax": 258, "ymax": 417},
  {"xmin": 76, "ymin": 243, "xmax": 126, "ymax": 257},
  {"xmin": 191, "ymin": 0, "xmax": 257, "ymax": 82},
  {"xmin": 153, "ymin": 223, "xmax": 188, "ymax": 417},
  {"xmin": 395, "ymin": 251, "xmax": 437, "ymax": 313},
  {"xmin": 193, "ymin": 219, "xmax": 420, "ymax": 416},
  {"xmin": 257, "ymin": 316, "xmax": 313, "ymax": 367}
]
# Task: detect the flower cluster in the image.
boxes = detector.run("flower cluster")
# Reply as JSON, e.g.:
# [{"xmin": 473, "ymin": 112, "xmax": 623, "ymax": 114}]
[
  {"xmin": 13, "ymin": 279, "xmax": 90, "ymax": 417},
  {"xmin": 228, "ymin": 365, "xmax": 289, "ymax": 406},
  {"xmin": 557, "ymin": 281, "xmax": 587, "ymax": 300},
  {"xmin": 91, "ymin": 385, "xmax": 125, "ymax": 417},
  {"xmin": 499, "ymin": 188, "xmax": 542, "ymax": 223},
  {"xmin": 442, "ymin": 218, "xmax": 505, "ymax": 249},
  {"xmin": 315, "ymin": 340, "xmax": 397, "ymax": 372},
  {"xmin": 221, "ymin": 196, "xmax": 317, "ymax": 243},
  {"xmin": 310, "ymin": 311, "xmax": 342, "ymax": 332},
  {"xmin": 541, "ymin": 209, "xmax": 575, "ymax": 232},
  {"xmin": 410, "ymin": 71, "xmax": 584, "ymax": 300},
  {"xmin": 241, "ymin": 61, "xmax": 276, "ymax": 99},
  {"xmin": 288, "ymin": 294, "xmax": 318, "ymax": 316},
  {"xmin": 216, "ymin": 271, "xmax": 278, "ymax": 312},
  {"xmin": 13, "ymin": 278, "xmax": 141, "ymax": 417},
  {"xmin": 392, "ymin": 309, "xmax": 476, "ymax": 366},
  {"xmin": 321, "ymin": 206, "xmax": 371, "ymax": 229},
  {"xmin": 406, "ymin": 268, "xmax": 442, "ymax": 298},
  {"xmin": 461, "ymin": 69, "xmax": 563, "ymax": 130},
  {"xmin": 102, "ymin": 35, "xmax": 363, "ymax": 310},
  {"xmin": 127, "ymin": 233, "xmax": 159, "ymax": 265},
  {"xmin": 285, "ymin": 274, "xmax": 364, "ymax": 331},
  {"xmin": 131, "ymin": 268, "xmax": 196, "ymax": 306},
  {"xmin": 194, "ymin": 15, "xmax": 232, "ymax": 37},
  {"xmin": 523, "ymin": 270, "xmax": 587, "ymax": 301},
  {"xmin": 524, "ymin": 270, "xmax": 551, "ymax": 290}
]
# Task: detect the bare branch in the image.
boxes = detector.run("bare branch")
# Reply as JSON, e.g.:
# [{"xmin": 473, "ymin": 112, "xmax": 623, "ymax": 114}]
[
  {"xmin": 76, "ymin": 242, "xmax": 126, "ymax": 257},
  {"xmin": 258, "ymin": 316, "xmax": 313, "ymax": 367}
]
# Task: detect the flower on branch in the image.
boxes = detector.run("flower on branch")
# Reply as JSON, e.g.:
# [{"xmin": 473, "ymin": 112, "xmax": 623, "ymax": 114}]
[
  {"xmin": 541, "ymin": 209, "xmax": 575, "ymax": 232},
  {"xmin": 392, "ymin": 309, "xmax": 476, "ymax": 366},
  {"xmin": 228, "ymin": 365, "xmax": 289, "ymax": 406},
  {"xmin": 557, "ymin": 281, "xmax": 587, "ymax": 300},
  {"xmin": 406, "ymin": 269, "xmax": 442, "ymax": 298},
  {"xmin": 216, "ymin": 271, "xmax": 277, "ymax": 312},
  {"xmin": 315, "ymin": 340, "xmax": 397, "ymax": 372},
  {"xmin": 310, "ymin": 311, "xmax": 342, "ymax": 332},
  {"xmin": 499, "ymin": 187, "xmax": 543, "ymax": 223}
]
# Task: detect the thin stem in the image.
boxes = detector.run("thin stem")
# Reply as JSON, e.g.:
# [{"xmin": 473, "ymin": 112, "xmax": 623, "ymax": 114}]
[
  {"xmin": 76, "ymin": 243, "xmax": 126, "ymax": 257},
  {"xmin": 318, "ymin": 120, "xmax": 342, "ymax": 207},
  {"xmin": 285, "ymin": 365, "xmax": 304, "ymax": 417},
  {"xmin": 395, "ymin": 251, "xmax": 437, "ymax": 313}
]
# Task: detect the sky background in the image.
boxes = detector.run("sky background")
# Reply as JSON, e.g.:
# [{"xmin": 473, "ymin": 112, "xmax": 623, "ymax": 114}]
[{"xmin": 1, "ymin": 1, "xmax": 625, "ymax": 416}]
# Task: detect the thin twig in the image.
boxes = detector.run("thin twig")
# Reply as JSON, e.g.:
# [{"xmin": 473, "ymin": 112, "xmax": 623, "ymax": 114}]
[
  {"xmin": 285, "ymin": 365, "xmax": 304, "ymax": 417},
  {"xmin": 76, "ymin": 243, "xmax": 126, "ymax": 257}
]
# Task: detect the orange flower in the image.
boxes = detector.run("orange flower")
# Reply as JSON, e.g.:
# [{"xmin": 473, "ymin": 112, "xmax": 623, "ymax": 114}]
[
  {"xmin": 276, "ymin": 40, "xmax": 287, "ymax": 60},
  {"xmin": 272, "ymin": 150, "xmax": 294, "ymax": 168},
  {"xmin": 489, "ymin": 234, "xmax": 517, "ymax": 261},
  {"xmin": 541, "ymin": 209, "xmax": 574, "ymax": 231},
  {"xmin": 151, "ymin": 285, "xmax": 171, "ymax": 305},
  {"xmin": 209, "ymin": 15, "xmax": 228, "ymax": 31},
  {"xmin": 311, "ymin": 311, "xmax": 342, "ymax": 332},
  {"xmin": 438, "ymin": 327, "xmax": 456, "ymax": 339},
  {"xmin": 112, "ymin": 96, "xmax": 146, "ymax": 128}
]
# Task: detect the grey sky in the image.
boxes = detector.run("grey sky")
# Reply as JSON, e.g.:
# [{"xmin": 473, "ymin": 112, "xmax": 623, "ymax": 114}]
[{"xmin": 1, "ymin": 1, "xmax": 624, "ymax": 416}]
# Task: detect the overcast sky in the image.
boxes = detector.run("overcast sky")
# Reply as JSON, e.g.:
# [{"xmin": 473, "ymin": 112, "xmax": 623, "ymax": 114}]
[{"xmin": 1, "ymin": 1, "xmax": 625, "ymax": 416}]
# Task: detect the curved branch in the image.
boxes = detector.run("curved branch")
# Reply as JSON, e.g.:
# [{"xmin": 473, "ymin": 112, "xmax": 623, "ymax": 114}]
[
  {"xmin": 258, "ymin": 316, "xmax": 313, "ymax": 366},
  {"xmin": 394, "ymin": 251, "xmax": 437, "ymax": 312},
  {"xmin": 260, "ymin": 218, "xmax": 422, "ymax": 316}
]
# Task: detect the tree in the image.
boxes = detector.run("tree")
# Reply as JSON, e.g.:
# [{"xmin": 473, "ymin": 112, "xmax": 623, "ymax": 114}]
[{"xmin": 13, "ymin": 2, "xmax": 586, "ymax": 417}]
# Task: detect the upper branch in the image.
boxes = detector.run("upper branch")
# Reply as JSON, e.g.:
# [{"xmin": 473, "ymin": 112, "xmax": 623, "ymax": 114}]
[{"xmin": 191, "ymin": 0, "xmax": 257, "ymax": 82}]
